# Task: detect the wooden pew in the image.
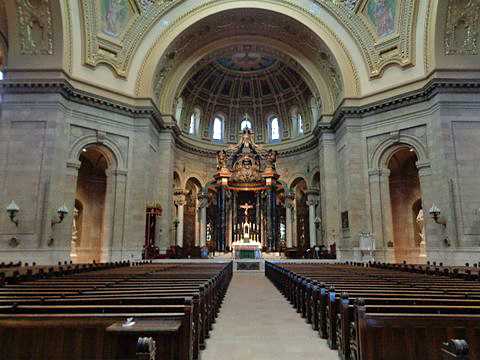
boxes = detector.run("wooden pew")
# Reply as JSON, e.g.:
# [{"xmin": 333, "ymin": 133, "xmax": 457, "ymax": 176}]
[
  {"xmin": 0, "ymin": 261, "xmax": 233, "ymax": 360},
  {"xmin": 265, "ymin": 261, "xmax": 480, "ymax": 360}
]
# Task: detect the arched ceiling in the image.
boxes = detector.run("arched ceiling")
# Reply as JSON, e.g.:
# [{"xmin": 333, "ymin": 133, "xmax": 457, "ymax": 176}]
[
  {"xmin": 152, "ymin": 8, "xmax": 344, "ymax": 116},
  {"xmin": 2, "ymin": 0, "xmax": 479, "ymax": 118},
  {"xmin": 181, "ymin": 52, "xmax": 312, "ymax": 108}
]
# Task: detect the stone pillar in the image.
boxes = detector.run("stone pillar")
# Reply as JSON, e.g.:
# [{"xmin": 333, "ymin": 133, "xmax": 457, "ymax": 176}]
[
  {"xmin": 266, "ymin": 187, "xmax": 277, "ymax": 252},
  {"xmin": 198, "ymin": 192, "xmax": 208, "ymax": 247},
  {"xmin": 65, "ymin": 161, "xmax": 81, "ymax": 260},
  {"xmin": 227, "ymin": 196, "xmax": 233, "ymax": 250},
  {"xmin": 416, "ymin": 161, "xmax": 435, "ymax": 253},
  {"xmin": 216, "ymin": 186, "xmax": 227, "ymax": 252},
  {"xmin": 174, "ymin": 190, "xmax": 187, "ymax": 248},
  {"xmin": 285, "ymin": 193, "xmax": 295, "ymax": 248},
  {"xmin": 306, "ymin": 190, "xmax": 319, "ymax": 248},
  {"xmin": 318, "ymin": 131, "xmax": 340, "ymax": 251},
  {"xmin": 368, "ymin": 168, "xmax": 395, "ymax": 262}
]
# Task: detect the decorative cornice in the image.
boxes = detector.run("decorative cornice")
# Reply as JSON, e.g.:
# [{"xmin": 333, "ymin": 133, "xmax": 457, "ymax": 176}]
[
  {"xmin": 172, "ymin": 128, "xmax": 319, "ymax": 158},
  {"xmin": 0, "ymin": 79, "xmax": 165, "ymax": 128},
  {"xmin": 330, "ymin": 78, "xmax": 480, "ymax": 130}
]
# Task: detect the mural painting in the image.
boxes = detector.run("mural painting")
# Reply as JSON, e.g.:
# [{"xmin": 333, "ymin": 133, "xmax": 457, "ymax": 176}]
[
  {"xmin": 99, "ymin": 0, "xmax": 131, "ymax": 37},
  {"xmin": 366, "ymin": 0, "xmax": 397, "ymax": 37}
]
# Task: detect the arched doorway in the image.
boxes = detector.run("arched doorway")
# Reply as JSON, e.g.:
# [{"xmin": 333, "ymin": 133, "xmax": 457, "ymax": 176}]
[
  {"xmin": 388, "ymin": 148, "xmax": 424, "ymax": 263},
  {"xmin": 291, "ymin": 178, "xmax": 309, "ymax": 255},
  {"xmin": 184, "ymin": 178, "xmax": 202, "ymax": 256},
  {"xmin": 72, "ymin": 146, "xmax": 111, "ymax": 263}
]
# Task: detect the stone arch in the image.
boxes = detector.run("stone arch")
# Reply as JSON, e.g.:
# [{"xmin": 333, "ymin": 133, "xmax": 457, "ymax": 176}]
[
  {"xmin": 71, "ymin": 145, "xmax": 114, "ymax": 263},
  {"xmin": 387, "ymin": 147, "xmax": 425, "ymax": 263},
  {"xmin": 69, "ymin": 135, "xmax": 126, "ymax": 171},
  {"xmin": 371, "ymin": 135, "xmax": 429, "ymax": 171},
  {"xmin": 158, "ymin": 35, "xmax": 338, "ymax": 116},
  {"xmin": 184, "ymin": 177, "xmax": 203, "ymax": 251},
  {"xmin": 289, "ymin": 175, "xmax": 309, "ymax": 189},
  {"xmin": 134, "ymin": 0, "xmax": 360, "ymax": 102}
]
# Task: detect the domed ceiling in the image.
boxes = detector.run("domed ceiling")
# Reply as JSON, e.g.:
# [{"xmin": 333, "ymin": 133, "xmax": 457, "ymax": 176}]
[
  {"xmin": 179, "ymin": 44, "xmax": 314, "ymax": 143},
  {"xmin": 152, "ymin": 8, "xmax": 343, "ymax": 144}
]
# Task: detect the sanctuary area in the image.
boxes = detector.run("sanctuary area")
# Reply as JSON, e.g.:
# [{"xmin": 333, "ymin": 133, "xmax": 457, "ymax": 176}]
[{"xmin": 0, "ymin": 0, "xmax": 480, "ymax": 359}]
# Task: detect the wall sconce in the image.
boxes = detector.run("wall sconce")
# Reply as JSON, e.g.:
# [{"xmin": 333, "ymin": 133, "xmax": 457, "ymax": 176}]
[
  {"xmin": 6, "ymin": 201, "xmax": 20, "ymax": 226},
  {"xmin": 51, "ymin": 205, "xmax": 69, "ymax": 228},
  {"xmin": 429, "ymin": 204, "xmax": 450, "ymax": 246},
  {"xmin": 429, "ymin": 204, "xmax": 446, "ymax": 227},
  {"xmin": 173, "ymin": 218, "xmax": 180, "ymax": 228},
  {"xmin": 314, "ymin": 216, "xmax": 322, "ymax": 229}
]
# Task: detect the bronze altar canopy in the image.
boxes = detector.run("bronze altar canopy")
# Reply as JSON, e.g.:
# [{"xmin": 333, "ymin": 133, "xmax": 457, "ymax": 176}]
[
  {"xmin": 212, "ymin": 129, "xmax": 281, "ymax": 252},
  {"xmin": 215, "ymin": 129, "xmax": 279, "ymax": 190}
]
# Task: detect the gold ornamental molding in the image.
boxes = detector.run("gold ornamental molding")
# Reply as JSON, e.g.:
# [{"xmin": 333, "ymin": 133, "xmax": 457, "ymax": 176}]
[
  {"xmin": 80, "ymin": 0, "xmax": 419, "ymax": 85},
  {"xmin": 135, "ymin": 0, "xmax": 360, "ymax": 101}
]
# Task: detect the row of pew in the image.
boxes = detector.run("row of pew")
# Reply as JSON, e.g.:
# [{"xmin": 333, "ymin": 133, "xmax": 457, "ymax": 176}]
[
  {"xmin": 266, "ymin": 261, "xmax": 479, "ymax": 360},
  {"xmin": 0, "ymin": 261, "xmax": 233, "ymax": 360}
]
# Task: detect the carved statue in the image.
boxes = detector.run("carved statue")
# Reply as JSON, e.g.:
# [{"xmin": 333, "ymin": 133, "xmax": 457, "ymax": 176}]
[
  {"xmin": 416, "ymin": 208, "xmax": 425, "ymax": 245},
  {"xmin": 241, "ymin": 129, "xmax": 254, "ymax": 150},
  {"xmin": 217, "ymin": 150, "xmax": 228, "ymax": 170},
  {"xmin": 265, "ymin": 149, "xmax": 277, "ymax": 169}
]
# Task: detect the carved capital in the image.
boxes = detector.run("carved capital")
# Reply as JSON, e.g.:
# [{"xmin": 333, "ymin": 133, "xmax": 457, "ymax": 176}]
[{"xmin": 174, "ymin": 189, "xmax": 188, "ymax": 206}]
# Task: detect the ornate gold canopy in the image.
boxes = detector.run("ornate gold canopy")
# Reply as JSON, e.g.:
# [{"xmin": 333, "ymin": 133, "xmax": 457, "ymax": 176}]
[{"xmin": 215, "ymin": 129, "xmax": 279, "ymax": 191}]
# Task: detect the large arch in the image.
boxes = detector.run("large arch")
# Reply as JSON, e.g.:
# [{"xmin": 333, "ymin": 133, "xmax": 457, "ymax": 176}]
[
  {"xmin": 134, "ymin": 1, "xmax": 360, "ymax": 102},
  {"xmin": 157, "ymin": 35, "xmax": 339, "ymax": 116}
]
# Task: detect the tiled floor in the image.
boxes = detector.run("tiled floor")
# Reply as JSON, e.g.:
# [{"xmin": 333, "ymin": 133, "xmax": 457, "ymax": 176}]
[{"xmin": 202, "ymin": 272, "xmax": 338, "ymax": 360}]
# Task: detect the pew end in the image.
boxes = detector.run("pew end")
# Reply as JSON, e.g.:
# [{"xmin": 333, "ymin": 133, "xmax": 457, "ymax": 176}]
[
  {"xmin": 137, "ymin": 337, "xmax": 156, "ymax": 360},
  {"xmin": 442, "ymin": 339, "xmax": 469, "ymax": 360}
]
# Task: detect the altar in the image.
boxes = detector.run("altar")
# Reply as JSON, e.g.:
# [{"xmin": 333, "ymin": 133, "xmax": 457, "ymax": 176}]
[
  {"xmin": 210, "ymin": 129, "xmax": 281, "ymax": 254},
  {"xmin": 232, "ymin": 242, "xmax": 262, "ymax": 259}
]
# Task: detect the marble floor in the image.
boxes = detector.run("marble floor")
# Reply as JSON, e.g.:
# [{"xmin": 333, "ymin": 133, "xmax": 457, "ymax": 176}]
[{"xmin": 202, "ymin": 272, "xmax": 339, "ymax": 360}]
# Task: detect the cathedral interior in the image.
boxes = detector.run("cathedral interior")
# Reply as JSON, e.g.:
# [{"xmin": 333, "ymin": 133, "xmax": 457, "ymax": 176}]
[{"xmin": 1, "ymin": 1, "xmax": 480, "ymax": 359}]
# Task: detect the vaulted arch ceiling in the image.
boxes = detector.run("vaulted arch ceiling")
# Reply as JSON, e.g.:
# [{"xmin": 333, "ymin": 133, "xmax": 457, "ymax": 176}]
[{"xmin": 151, "ymin": 8, "xmax": 344, "ymax": 116}]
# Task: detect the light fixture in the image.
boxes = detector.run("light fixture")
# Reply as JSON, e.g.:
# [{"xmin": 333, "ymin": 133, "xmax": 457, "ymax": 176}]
[
  {"xmin": 51, "ymin": 204, "xmax": 69, "ymax": 228},
  {"xmin": 429, "ymin": 204, "xmax": 446, "ymax": 226},
  {"xmin": 429, "ymin": 204, "xmax": 449, "ymax": 246},
  {"xmin": 314, "ymin": 216, "xmax": 322, "ymax": 229},
  {"xmin": 6, "ymin": 201, "xmax": 19, "ymax": 226},
  {"xmin": 82, "ymin": 148, "xmax": 87, "ymax": 152}
]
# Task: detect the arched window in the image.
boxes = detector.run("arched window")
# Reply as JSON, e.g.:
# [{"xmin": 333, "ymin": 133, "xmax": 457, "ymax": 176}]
[
  {"xmin": 189, "ymin": 108, "xmax": 201, "ymax": 136},
  {"xmin": 269, "ymin": 116, "xmax": 280, "ymax": 142},
  {"xmin": 240, "ymin": 114, "xmax": 252, "ymax": 131},
  {"xmin": 297, "ymin": 113, "xmax": 304, "ymax": 135},
  {"xmin": 212, "ymin": 115, "xmax": 224, "ymax": 141}
]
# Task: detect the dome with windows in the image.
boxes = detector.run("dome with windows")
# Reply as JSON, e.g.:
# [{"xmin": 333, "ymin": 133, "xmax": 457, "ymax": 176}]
[{"xmin": 177, "ymin": 46, "xmax": 316, "ymax": 145}]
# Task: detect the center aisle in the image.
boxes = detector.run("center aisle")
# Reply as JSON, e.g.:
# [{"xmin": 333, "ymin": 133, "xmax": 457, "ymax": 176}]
[{"xmin": 203, "ymin": 272, "xmax": 338, "ymax": 360}]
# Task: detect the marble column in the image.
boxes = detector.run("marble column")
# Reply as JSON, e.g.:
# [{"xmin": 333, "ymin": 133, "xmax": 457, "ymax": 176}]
[
  {"xmin": 285, "ymin": 193, "xmax": 295, "ymax": 248},
  {"xmin": 368, "ymin": 168, "xmax": 395, "ymax": 262},
  {"xmin": 174, "ymin": 190, "xmax": 187, "ymax": 248},
  {"xmin": 318, "ymin": 131, "xmax": 340, "ymax": 250},
  {"xmin": 306, "ymin": 190, "xmax": 319, "ymax": 248},
  {"xmin": 198, "ymin": 192, "xmax": 208, "ymax": 247},
  {"xmin": 216, "ymin": 186, "xmax": 227, "ymax": 252},
  {"xmin": 66, "ymin": 161, "xmax": 81, "ymax": 260},
  {"xmin": 104, "ymin": 169, "xmax": 128, "ymax": 261},
  {"xmin": 416, "ymin": 161, "xmax": 434, "ymax": 254},
  {"xmin": 266, "ymin": 187, "xmax": 277, "ymax": 252}
]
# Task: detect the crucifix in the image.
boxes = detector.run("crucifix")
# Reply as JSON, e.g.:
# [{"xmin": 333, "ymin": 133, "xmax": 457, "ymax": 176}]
[{"xmin": 240, "ymin": 203, "xmax": 254, "ymax": 217}]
